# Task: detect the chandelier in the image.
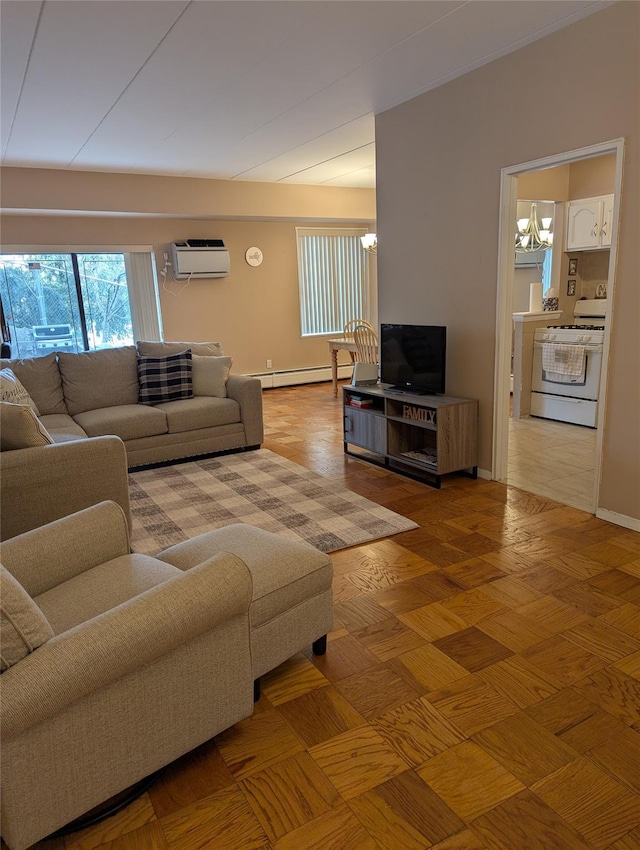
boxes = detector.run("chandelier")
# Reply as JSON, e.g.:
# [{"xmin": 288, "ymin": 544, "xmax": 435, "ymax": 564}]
[
  {"xmin": 360, "ymin": 233, "xmax": 377, "ymax": 254},
  {"xmin": 515, "ymin": 202, "xmax": 554, "ymax": 253}
]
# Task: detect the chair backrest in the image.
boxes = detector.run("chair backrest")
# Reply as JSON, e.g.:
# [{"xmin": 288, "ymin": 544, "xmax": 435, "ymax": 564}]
[
  {"xmin": 353, "ymin": 324, "xmax": 378, "ymax": 364},
  {"xmin": 343, "ymin": 318, "xmax": 375, "ymax": 339}
]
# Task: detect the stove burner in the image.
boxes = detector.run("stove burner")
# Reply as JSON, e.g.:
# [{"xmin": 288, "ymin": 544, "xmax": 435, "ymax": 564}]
[{"xmin": 551, "ymin": 324, "xmax": 605, "ymax": 331}]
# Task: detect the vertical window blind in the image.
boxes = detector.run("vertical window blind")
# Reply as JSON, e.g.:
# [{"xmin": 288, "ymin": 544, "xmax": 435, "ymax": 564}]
[
  {"xmin": 124, "ymin": 252, "xmax": 163, "ymax": 342},
  {"xmin": 296, "ymin": 228, "xmax": 369, "ymax": 336}
]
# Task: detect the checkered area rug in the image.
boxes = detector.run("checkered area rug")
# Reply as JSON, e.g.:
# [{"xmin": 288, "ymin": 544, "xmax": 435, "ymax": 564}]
[{"xmin": 129, "ymin": 449, "xmax": 417, "ymax": 555}]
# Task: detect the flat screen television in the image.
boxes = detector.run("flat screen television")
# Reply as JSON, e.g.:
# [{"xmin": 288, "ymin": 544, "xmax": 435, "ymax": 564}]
[{"xmin": 380, "ymin": 324, "xmax": 446, "ymax": 395}]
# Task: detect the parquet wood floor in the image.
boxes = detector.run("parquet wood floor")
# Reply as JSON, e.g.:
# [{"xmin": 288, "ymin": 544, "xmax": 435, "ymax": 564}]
[{"xmin": 27, "ymin": 382, "xmax": 640, "ymax": 850}]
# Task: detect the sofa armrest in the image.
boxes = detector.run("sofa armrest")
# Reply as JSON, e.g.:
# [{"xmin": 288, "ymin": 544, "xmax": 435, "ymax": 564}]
[
  {"xmin": 1, "ymin": 552, "xmax": 252, "ymax": 739},
  {"xmin": 0, "ymin": 501, "xmax": 130, "ymax": 597},
  {"xmin": 226, "ymin": 374, "xmax": 264, "ymax": 446},
  {"xmin": 0, "ymin": 435, "xmax": 132, "ymax": 542}
]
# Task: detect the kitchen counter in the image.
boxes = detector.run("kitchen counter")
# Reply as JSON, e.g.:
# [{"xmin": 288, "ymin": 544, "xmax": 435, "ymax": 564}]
[
  {"xmin": 512, "ymin": 311, "xmax": 562, "ymax": 419},
  {"xmin": 513, "ymin": 310, "xmax": 562, "ymax": 323}
]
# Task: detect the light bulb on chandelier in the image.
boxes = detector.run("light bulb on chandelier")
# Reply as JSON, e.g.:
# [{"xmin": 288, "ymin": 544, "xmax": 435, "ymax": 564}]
[
  {"xmin": 515, "ymin": 202, "xmax": 554, "ymax": 253},
  {"xmin": 360, "ymin": 233, "xmax": 377, "ymax": 254}
]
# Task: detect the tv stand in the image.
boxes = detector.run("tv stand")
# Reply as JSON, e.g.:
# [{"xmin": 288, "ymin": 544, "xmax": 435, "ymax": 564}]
[{"xmin": 343, "ymin": 384, "xmax": 478, "ymax": 489}]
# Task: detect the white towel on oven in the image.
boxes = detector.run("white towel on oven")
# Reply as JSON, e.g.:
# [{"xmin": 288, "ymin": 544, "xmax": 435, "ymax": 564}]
[{"xmin": 542, "ymin": 342, "xmax": 586, "ymax": 383}]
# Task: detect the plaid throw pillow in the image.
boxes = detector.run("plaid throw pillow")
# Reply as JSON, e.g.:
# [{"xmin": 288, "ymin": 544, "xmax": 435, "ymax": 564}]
[{"xmin": 137, "ymin": 349, "xmax": 193, "ymax": 405}]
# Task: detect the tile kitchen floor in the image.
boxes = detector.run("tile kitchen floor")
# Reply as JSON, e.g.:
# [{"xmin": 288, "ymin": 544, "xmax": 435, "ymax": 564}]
[{"xmin": 508, "ymin": 414, "xmax": 597, "ymax": 512}]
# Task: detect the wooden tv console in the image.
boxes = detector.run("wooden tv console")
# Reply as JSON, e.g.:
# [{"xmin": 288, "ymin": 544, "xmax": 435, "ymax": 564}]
[{"xmin": 343, "ymin": 384, "xmax": 478, "ymax": 489}]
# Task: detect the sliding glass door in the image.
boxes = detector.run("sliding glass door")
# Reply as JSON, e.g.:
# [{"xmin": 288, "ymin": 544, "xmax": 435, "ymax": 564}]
[{"xmin": 0, "ymin": 253, "xmax": 133, "ymax": 358}]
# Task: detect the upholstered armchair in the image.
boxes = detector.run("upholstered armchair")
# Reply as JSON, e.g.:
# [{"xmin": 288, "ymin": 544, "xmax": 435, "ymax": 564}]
[{"xmin": 0, "ymin": 501, "xmax": 254, "ymax": 850}]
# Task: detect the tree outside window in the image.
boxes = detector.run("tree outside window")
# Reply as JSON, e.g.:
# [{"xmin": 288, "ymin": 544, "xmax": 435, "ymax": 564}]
[{"xmin": 0, "ymin": 253, "xmax": 133, "ymax": 358}]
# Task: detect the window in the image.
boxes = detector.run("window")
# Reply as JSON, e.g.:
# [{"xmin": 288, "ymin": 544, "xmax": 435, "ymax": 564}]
[
  {"xmin": 0, "ymin": 252, "xmax": 161, "ymax": 358},
  {"xmin": 296, "ymin": 228, "xmax": 369, "ymax": 336},
  {"xmin": 542, "ymin": 247, "xmax": 552, "ymax": 291}
]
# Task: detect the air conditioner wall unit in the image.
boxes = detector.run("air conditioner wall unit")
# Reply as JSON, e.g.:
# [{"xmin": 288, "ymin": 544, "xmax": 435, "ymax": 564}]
[
  {"xmin": 515, "ymin": 248, "xmax": 548, "ymax": 268},
  {"xmin": 171, "ymin": 240, "xmax": 230, "ymax": 279}
]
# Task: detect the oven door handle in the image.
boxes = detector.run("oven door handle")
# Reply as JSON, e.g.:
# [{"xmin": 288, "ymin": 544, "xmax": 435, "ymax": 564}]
[{"xmin": 534, "ymin": 342, "xmax": 602, "ymax": 352}]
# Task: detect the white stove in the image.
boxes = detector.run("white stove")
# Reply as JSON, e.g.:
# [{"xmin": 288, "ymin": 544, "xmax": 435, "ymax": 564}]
[
  {"xmin": 535, "ymin": 326, "xmax": 604, "ymax": 344},
  {"xmin": 531, "ymin": 299, "xmax": 607, "ymax": 427},
  {"xmin": 573, "ymin": 297, "xmax": 607, "ymax": 324},
  {"xmin": 534, "ymin": 299, "xmax": 607, "ymax": 344}
]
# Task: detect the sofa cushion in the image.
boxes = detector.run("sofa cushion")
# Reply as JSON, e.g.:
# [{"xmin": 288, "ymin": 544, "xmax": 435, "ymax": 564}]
[
  {"xmin": 0, "ymin": 368, "xmax": 40, "ymax": 414},
  {"xmin": 192, "ymin": 355, "xmax": 232, "ymax": 398},
  {"xmin": 39, "ymin": 413, "xmax": 89, "ymax": 443},
  {"xmin": 35, "ymin": 554, "xmax": 181, "ymax": 634},
  {"xmin": 137, "ymin": 340, "xmax": 223, "ymax": 357},
  {"xmin": 138, "ymin": 349, "xmax": 193, "ymax": 405},
  {"xmin": 73, "ymin": 404, "xmax": 168, "ymax": 441},
  {"xmin": 0, "ymin": 401, "xmax": 54, "ymax": 451},
  {"xmin": 0, "ymin": 353, "xmax": 67, "ymax": 415},
  {"xmin": 154, "ymin": 397, "xmax": 241, "ymax": 433},
  {"xmin": 0, "ymin": 566, "xmax": 54, "ymax": 671},
  {"xmin": 58, "ymin": 347, "xmax": 139, "ymax": 415}
]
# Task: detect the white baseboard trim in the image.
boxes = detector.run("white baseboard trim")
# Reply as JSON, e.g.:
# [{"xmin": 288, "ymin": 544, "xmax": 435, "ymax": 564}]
[
  {"xmin": 595, "ymin": 508, "xmax": 640, "ymax": 531},
  {"xmin": 477, "ymin": 467, "xmax": 492, "ymax": 480},
  {"xmin": 251, "ymin": 364, "xmax": 352, "ymax": 389}
]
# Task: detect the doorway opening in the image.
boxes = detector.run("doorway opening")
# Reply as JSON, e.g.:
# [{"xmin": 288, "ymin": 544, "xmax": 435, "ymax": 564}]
[{"xmin": 493, "ymin": 139, "xmax": 624, "ymax": 515}]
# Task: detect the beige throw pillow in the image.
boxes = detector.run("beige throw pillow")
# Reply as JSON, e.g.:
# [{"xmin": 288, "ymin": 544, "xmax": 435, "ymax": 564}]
[
  {"xmin": 0, "ymin": 401, "xmax": 54, "ymax": 451},
  {"xmin": 1, "ymin": 566, "xmax": 54, "ymax": 671},
  {"xmin": 192, "ymin": 355, "xmax": 232, "ymax": 398},
  {"xmin": 0, "ymin": 368, "xmax": 40, "ymax": 414}
]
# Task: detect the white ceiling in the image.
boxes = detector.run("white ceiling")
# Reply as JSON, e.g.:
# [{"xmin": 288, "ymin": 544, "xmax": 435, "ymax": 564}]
[{"xmin": 1, "ymin": 0, "xmax": 608, "ymax": 188}]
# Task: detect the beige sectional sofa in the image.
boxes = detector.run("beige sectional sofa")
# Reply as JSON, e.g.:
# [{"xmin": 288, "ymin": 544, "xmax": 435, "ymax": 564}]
[{"xmin": 0, "ymin": 341, "xmax": 263, "ymax": 540}]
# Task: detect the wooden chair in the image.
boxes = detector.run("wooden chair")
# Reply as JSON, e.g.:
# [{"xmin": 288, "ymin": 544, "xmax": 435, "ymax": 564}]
[
  {"xmin": 343, "ymin": 319, "xmax": 375, "ymax": 364},
  {"xmin": 353, "ymin": 323, "xmax": 378, "ymax": 364},
  {"xmin": 343, "ymin": 318, "xmax": 375, "ymax": 339}
]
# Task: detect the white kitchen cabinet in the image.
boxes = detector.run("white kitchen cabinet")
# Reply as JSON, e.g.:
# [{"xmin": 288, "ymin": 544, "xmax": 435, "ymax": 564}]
[
  {"xmin": 566, "ymin": 194, "xmax": 615, "ymax": 250},
  {"xmin": 600, "ymin": 194, "xmax": 615, "ymax": 247}
]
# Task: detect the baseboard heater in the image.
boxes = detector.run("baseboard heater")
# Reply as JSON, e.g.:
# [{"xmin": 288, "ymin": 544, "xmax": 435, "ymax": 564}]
[{"xmin": 250, "ymin": 364, "xmax": 353, "ymax": 389}]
